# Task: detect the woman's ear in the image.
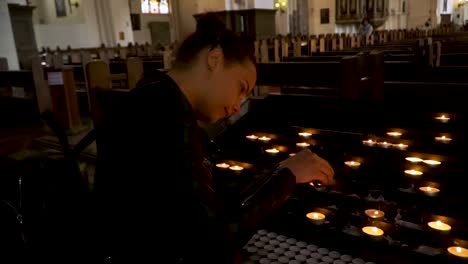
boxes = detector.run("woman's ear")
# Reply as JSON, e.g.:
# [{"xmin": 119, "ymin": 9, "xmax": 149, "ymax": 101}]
[{"xmin": 207, "ymin": 47, "xmax": 224, "ymax": 72}]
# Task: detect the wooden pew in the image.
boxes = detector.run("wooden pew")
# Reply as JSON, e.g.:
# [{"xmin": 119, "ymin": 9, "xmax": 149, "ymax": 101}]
[
  {"xmin": 0, "ymin": 57, "xmax": 50, "ymax": 126},
  {"xmin": 256, "ymin": 51, "xmax": 384, "ymax": 102}
]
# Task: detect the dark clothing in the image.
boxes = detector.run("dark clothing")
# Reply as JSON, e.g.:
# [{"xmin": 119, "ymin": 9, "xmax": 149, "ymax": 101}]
[{"xmin": 93, "ymin": 71, "xmax": 232, "ymax": 263}]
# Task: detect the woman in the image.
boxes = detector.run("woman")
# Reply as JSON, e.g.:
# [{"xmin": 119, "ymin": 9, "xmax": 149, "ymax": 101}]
[
  {"xmin": 93, "ymin": 13, "xmax": 334, "ymax": 264},
  {"xmin": 359, "ymin": 17, "xmax": 374, "ymax": 46}
]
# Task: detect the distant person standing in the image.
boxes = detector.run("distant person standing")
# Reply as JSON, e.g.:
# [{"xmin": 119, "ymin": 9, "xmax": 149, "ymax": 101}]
[{"xmin": 359, "ymin": 17, "xmax": 373, "ymax": 47}]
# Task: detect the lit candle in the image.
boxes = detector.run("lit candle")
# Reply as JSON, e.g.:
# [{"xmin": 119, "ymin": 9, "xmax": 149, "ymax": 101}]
[
  {"xmin": 378, "ymin": 141, "xmax": 391, "ymax": 148},
  {"xmin": 258, "ymin": 136, "xmax": 272, "ymax": 142},
  {"xmin": 447, "ymin": 247, "xmax": 468, "ymax": 258},
  {"xmin": 298, "ymin": 132, "xmax": 312, "ymax": 138},
  {"xmin": 419, "ymin": 186, "xmax": 440, "ymax": 196},
  {"xmin": 216, "ymin": 163, "xmax": 230, "ymax": 169},
  {"xmin": 364, "ymin": 209, "xmax": 385, "ymax": 219},
  {"xmin": 362, "ymin": 226, "xmax": 384, "ymax": 237},
  {"xmin": 309, "ymin": 181, "xmax": 324, "ymax": 191},
  {"xmin": 423, "ymin": 160, "xmax": 441, "ymax": 166},
  {"xmin": 405, "ymin": 169, "xmax": 423, "ymax": 176},
  {"xmin": 427, "ymin": 220, "xmax": 451, "ymax": 231},
  {"xmin": 435, "ymin": 115, "xmax": 450, "ymax": 123},
  {"xmin": 435, "ymin": 135, "xmax": 452, "ymax": 144},
  {"xmin": 363, "ymin": 139, "xmax": 376, "ymax": 147},
  {"xmin": 289, "ymin": 153, "xmax": 296, "ymax": 157},
  {"xmin": 387, "ymin": 132, "xmax": 402, "ymax": 137},
  {"xmin": 229, "ymin": 165, "xmax": 244, "ymax": 171},
  {"xmin": 266, "ymin": 148, "xmax": 280, "ymax": 154},
  {"xmin": 296, "ymin": 142, "xmax": 310, "ymax": 148},
  {"xmin": 246, "ymin": 134, "xmax": 258, "ymax": 140},
  {"xmin": 344, "ymin": 161, "xmax": 361, "ymax": 169},
  {"xmin": 306, "ymin": 212, "xmax": 326, "ymax": 225},
  {"xmin": 393, "ymin": 143, "xmax": 408, "ymax": 151},
  {"xmin": 406, "ymin": 157, "xmax": 423, "ymax": 163}
]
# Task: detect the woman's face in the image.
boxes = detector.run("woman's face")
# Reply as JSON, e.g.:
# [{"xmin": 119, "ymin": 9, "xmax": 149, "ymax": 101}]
[{"xmin": 197, "ymin": 49, "xmax": 257, "ymax": 124}]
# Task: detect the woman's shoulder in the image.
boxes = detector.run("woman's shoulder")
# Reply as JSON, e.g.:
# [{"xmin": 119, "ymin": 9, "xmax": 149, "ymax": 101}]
[{"xmin": 131, "ymin": 71, "xmax": 183, "ymax": 101}]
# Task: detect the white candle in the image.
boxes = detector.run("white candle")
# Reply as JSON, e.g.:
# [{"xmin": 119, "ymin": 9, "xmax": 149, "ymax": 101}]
[
  {"xmin": 364, "ymin": 209, "xmax": 385, "ymax": 219},
  {"xmin": 435, "ymin": 115, "xmax": 450, "ymax": 123},
  {"xmin": 246, "ymin": 134, "xmax": 258, "ymax": 140},
  {"xmin": 406, "ymin": 157, "xmax": 423, "ymax": 163},
  {"xmin": 387, "ymin": 132, "xmax": 402, "ymax": 137},
  {"xmin": 216, "ymin": 163, "xmax": 230, "ymax": 169},
  {"xmin": 362, "ymin": 226, "xmax": 384, "ymax": 237},
  {"xmin": 427, "ymin": 220, "xmax": 451, "ymax": 231},
  {"xmin": 378, "ymin": 141, "xmax": 391, "ymax": 148},
  {"xmin": 419, "ymin": 186, "xmax": 440, "ymax": 196},
  {"xmin": 423, "ymin": 160, "xmax": 441, "ymax": 166},
  {"xmin": 306, "ymin": 212, "xmax": 326, "ymax": 225},
  {"xmin": 266, "ymin": 148, "xmax": 280, "ymax": 154},
  {"xmin": 393, "ymin": 143, "xmax": 408, "ymax": 150},
  {"xmin": 447, "ymin": 247, "xmax": 468, "ymax": 258},
  {"xmin": 229, "ymin": 165, "xmax": 244, "ymax": 171},
  {"xmin": 298, "ymin": 132, "xmax": 312, "ymax": 138},
  {"xmin": 296, "ymin": 142, "xmax": 310, "ymax": 148},
  {"xmin": 363, "ymin": 139, "xmax": 376, "ymax": 147},
  {"xmin": 405, "ymin": 169, "xmax": 423, "ymax": 176},
  {"xmin": 435, "ymin": 135, "xmax": 452, "ymax": 144},
  {"xmin": 258, "ymin": 136, "xmax": 272, "ymax": 142},
  {"xmin": 344, "ymin": 161, "xmax": 361, "ymax": 169}
]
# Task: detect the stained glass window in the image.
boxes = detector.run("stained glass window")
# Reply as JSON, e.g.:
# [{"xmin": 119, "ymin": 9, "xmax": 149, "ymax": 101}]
[{"xmin": 141, "ymin": 0, "xmax": 169, "ymax": 14}]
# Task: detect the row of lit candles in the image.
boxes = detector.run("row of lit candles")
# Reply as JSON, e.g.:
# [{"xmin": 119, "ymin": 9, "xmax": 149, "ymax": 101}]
[
  {"xmin": 363, "ymin": 136, "xmax": 452, "ymax": 150},
  {"xmin": 306, "ymin": 209, "xmax": 450, "ymax": 231},
  {"xmin": 305, "ymin": 210, "xmax": 468, "ymax": 258}
]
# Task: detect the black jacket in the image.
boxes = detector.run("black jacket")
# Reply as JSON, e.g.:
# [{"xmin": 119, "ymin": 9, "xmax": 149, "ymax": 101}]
[{"xmin": 93, "ymin": 71, "xmax": 233, "ymax": 263}]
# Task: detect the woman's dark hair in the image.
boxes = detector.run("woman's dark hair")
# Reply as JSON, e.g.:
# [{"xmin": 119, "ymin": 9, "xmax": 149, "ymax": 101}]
[{"xmin": 173, "ymin": 12, "xmax": 255, "ymax": 69}]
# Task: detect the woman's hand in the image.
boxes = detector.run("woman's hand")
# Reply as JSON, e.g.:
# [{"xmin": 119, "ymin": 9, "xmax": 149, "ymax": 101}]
[{"xmin": 279, "ymin": 148, "xmax": 335, "ymax": 185}]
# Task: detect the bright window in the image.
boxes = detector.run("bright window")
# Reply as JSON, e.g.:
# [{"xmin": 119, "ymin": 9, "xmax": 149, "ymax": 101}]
[{"xmin": 141, "ymin": 0, "xmax": 169, "ymax": 14}]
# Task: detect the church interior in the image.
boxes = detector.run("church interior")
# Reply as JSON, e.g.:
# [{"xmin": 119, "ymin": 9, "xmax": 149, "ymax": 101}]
[{"xmin": 1, "ymin": 0, "xmax": 468, "ymax": 263}]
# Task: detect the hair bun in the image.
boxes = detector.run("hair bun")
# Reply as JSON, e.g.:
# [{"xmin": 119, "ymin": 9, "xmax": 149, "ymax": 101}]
[{"xmin": 196, "ymin": 12, "xmax": 227, "ymax": 37}]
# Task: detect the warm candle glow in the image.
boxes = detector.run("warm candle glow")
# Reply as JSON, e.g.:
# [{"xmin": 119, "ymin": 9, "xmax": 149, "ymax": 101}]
[
  {"xmin": 246, "ymin": 135, "xmax": 258, "ymax": 140},
  {"xmin": 298, "ymin": 132, "xmax": 312, "ymax": 137},
  {"xmin": 387, "ymin": 132, "xmax": 402, "ymax": 137},
  {"xmin": 344, "ymin": 161, "xmax": 361, "ymax": 169},
  {"xmin": 393, "ymin": 143, "xmax": 408, "ymax": 150},
  {"xmin": 378, "ymin": 141, "xmax": 391, "ymax": 148},
  {"xmin": 306, "ymin": 212, "xmax": 326, "ymax": 220},
  {"xmin": 216, "ymin": 163, "xmax": 230, "ymax": 169},
  {"xmin": 365, "ymin": 209, "xmax": 385, "ymax": 219},
  {"xmin": 229, "ymin": 165, "xmax": 244, "ymax": 171},
  {"xmin": 435, "ymin": 135, "xmax": 452, "ymax": 143},
  {"xmin": 309, "ymin": 181, "xmax": 323, "ymax": 187},
  {"xmin": 289, "ymin": 153, "xmax": 296, "ymax": 157},
  {"xmin": 266, "ymin": 148, "xmax": 280, "ymax": 154},
  {"xmin": 296, "ymin": 142, "xmax": 310, "ymax": 148},
  {"xmin": 423, "ymin": 160, "xmax": 441, "ymax": 166},
  {"xmin": 419, "ymin": 186, "xmax": 440, "ymax": 196},
  {"xmin": 362, "ymin": 226, "xmax": 384, "ymax": 236},
  {"xmin": 363, "ymin": 139, "xmax": 376, "ymax": 146},
  {"xmin": 447, "ymin": 247, "xmax": 468, "ymax": 258},
  {"xmin": 406, "ymin": 157, "xmax": 423, "ymax": 163},
  {"xmin": 258, "ymin": 136, "xmax": 271, "ymax": 142},
  {"xmin": 435, "ymin": 115, "xmax": 450, "ymax": 123},
  {"xmin": 405, "ymin": 169, "xmax": 423, "ymax": 176},
  {"xmin": 428, "ymin": 220, "xmax": 451, "ymax": 231}
]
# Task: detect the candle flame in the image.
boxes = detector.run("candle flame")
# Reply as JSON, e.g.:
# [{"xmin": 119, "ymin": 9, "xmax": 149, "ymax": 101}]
[
  {"xmin": 266, "ymin": 148, "xmax": 280, "ymax": 154},
  {"xmin": 406, "ymin": 157, "xmax": 423, "ymax": 163},
  {"xmin": 298, "ymin": 132, "xmax": 312, "ymax": 137}
]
